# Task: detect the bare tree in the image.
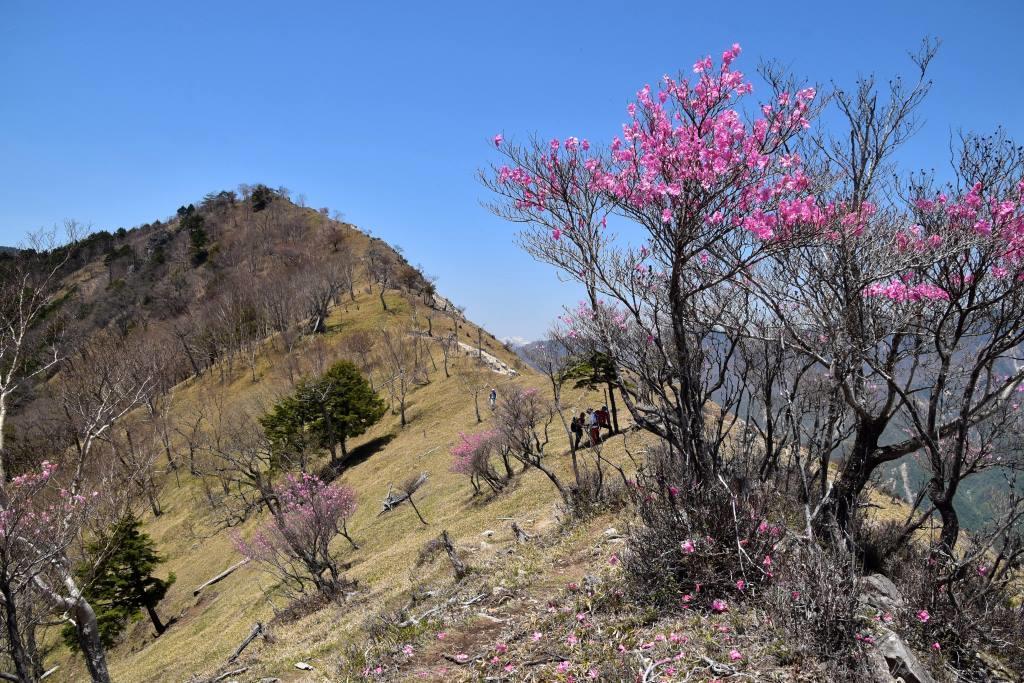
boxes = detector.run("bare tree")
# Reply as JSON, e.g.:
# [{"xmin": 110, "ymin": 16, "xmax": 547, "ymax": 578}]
[
  {"xmin": 0, "ymin": 226, "xmax": 74, "ymax": 482},
  {"xmin": 398, "ymin": 473, "xmax": 429, "ymax": 525},
  {"xmin": 366, "ymin": 242, "xmax": 396, "ymax": 311}
]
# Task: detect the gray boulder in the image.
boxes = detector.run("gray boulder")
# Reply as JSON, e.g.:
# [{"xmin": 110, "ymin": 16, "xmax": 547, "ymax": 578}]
[
  {"xmin": 877, "ymin": 630, "xmax": 936, "ymax": 683},
  {"xmin": 859, "ymin": 574, "xmax": 906, "ymax": 613}
]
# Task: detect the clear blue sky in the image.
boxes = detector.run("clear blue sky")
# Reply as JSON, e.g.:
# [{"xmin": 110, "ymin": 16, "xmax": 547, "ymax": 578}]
[{"xmin": 2, "ymin": 1, "xmax": 1021, "ymax": 342}]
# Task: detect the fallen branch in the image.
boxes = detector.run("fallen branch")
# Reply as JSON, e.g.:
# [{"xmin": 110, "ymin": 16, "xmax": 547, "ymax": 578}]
[
  {"xmin": 442, "ymin": 653, "xmax": 481, "ymax": 665},
  {"xmin": 524, "ymin": 653, "xmax": 563, "ymax": 666},
  {"xmin": 212, "ymin": 667, "xmax": 248, "ymax": 683},
  {"xmin": 194, "ymin": 558, "xmax": 251, "ymax": 596},
  {"xmin": 396, "ymin": 605, "xmax": 441, "ymax": 628},
  {"xmin": 227, "ymin": 622, "xmax": 263, "ymax": 663}
]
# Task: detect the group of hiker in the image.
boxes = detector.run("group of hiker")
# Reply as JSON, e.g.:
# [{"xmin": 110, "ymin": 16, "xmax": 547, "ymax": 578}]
[
  {"xmin": 488, "ymin": 386, "xmax": 613, "ymax": 450},
  {"xmin": 570, "ymin": 406, "xmax": 613, "ymax": 449}
]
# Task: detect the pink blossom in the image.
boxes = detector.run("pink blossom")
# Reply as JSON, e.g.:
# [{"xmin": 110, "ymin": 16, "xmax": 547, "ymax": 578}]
[
  {"xmin": 729, "ymin": 649, "xmax": 743, "ymax": 661},
  {"xmin": 711, "ymin": 599, "xmax": 729, "ymax": 613},
  {"xmin": 736, "ymin": 579, "xmax": 745, "ymax": 591},
  {"xmin": 493, "ymin": 133, "xmax": 503, "ymax": 147},
  {"xmin": 681, "ymin": 539, "xmax": 696, "ymax": 553},
  {"xmin": 932, "ymin": 642, "xmax": 941, "ymax": 651},
  {"xmin": 917, "ymin": 610, "xmax": 930, "ymax": 623}
]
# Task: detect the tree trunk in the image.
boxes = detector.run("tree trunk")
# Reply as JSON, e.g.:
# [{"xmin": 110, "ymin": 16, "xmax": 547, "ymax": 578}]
[
  {"xmin": 73, "ymin": 598, "xmax": 111, "ymax": 683},
  {"xmin": 817, "ymin": 421, "xmax": 883, "ymax": 537},
  {"xmin": 145, "ymin": 603, "xmax": 166, "ymax": 635},
  {"xmin": 931, "ymin": 486, "xmax": 960, "ymax": 557},
  {"xmin": 1, "ymin": 582, "xmax": 37, "ymax": 683},
  {"xmin": 440, "ymin": 530, "xmax": 467, "ymax": 580},
  {"xmin": 605, "ymin": 381, "xmax": 620, "ymax": 432},
  {"xmin": 408, "ymin": 495, "xmax": 428, "ymax": 525}
]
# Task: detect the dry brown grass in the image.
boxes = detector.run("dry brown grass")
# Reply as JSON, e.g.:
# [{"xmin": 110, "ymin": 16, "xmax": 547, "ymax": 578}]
[{"xmin": 49, "ymin": 286, "xmax": 628, "ymax": 682}]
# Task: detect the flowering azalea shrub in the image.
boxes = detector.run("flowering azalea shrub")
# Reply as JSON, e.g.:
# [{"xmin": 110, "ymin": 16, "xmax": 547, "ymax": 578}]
[
  {"xmin": 869, "ymin": 529, "xmax": 1024, "ymax": 675},
  {"xmin": 621, "ymin": 445, "xmax": 787, "ymax": 610},
  {"xmin": 234, "ymin": 472, "xmax": 358, "ymax": 596},
  {"xmin": 449, "ymin": 429, "xmax": 510, "ymax": 495}
]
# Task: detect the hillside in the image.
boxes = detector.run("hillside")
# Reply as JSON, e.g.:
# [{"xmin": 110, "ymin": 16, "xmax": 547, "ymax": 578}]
[
  {"xmin": 3, "ymin": 189, "xmax": 1019, "ymax": 683},
  {"xmin": 1, "ymin": 190, "xmax": 638, "ymax": 681}
]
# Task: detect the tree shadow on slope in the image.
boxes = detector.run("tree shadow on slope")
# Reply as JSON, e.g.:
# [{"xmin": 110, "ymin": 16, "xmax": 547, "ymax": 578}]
[{"xmin": 317, "ymin": 433, "xmax": 397, "ymax": 483}]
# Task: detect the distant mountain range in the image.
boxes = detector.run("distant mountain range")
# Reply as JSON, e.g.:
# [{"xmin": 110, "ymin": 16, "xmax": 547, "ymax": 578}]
[{"xmin": 508, "ymin": 338, "xmax": 569, "ymax": 371}]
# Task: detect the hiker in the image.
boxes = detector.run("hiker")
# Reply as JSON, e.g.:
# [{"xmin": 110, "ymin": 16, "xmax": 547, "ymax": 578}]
[
  {"xmin": 598, "ymin": 405, "xmax": 613, "ymax": 436},
  {"xmin": 587, "ymin": 408, "xmax": 601, "ymax": 446},
  {"xmin": 570, "ymin": 414, "xmax": 583, "ymax": 450},
  {"xmin": 489, "ymin": 387, "xmax": 497, "ymax": 410}
]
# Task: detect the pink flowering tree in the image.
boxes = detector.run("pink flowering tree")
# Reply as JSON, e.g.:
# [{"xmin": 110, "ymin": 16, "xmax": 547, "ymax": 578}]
[
  {"xmin": 450, "ymin": 429, "xmax": 509, "ymax": 495},
  {"xmin": 485, "ymin": 43, "xmax": 824, "ymax": 486},
  {"xmin": 0, "ymin": 461, "xmax": 99, "ymax": 681},
  {"xmin": 869, "ymin": 136, "xmax": 1024, "ymax": 554},
  {"xmin": 753, "ymin": 46, "xmax": 1024, "ymax": 550},
  {"xmin": 0, "ymin": 327, "xmax": 156, "ymax": 683},
  {"xmin": 235, "ymin": 472, "xmax": 358, "ymax": 596}
]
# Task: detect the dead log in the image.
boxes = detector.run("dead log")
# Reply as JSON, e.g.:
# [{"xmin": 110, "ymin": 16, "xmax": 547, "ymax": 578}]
[
  {"xmin": 194, "ymin": 558, "xmax": 251, "ymax": 596},
  {"xmin": 511, "ymin": 522, "xmax": 532, "ymax": 543},
  {"xmin": 227, "ymin": 622, "xmax": 263, "ymax": 663},
  {"xmin": 378, "ymin": 473, "xmax": 429, "ymax": 515},
  {"xmin": 440, "ymin": 530, "xmax": 468, "ymax": 581}
]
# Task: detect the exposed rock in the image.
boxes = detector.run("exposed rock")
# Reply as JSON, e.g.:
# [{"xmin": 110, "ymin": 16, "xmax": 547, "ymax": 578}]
[
  {"xmin": 295, "ymin": 662, "xmax": 314, "ymax": 671},
  {"xmin": 976, "ymin": 651, "xmax": 1017, "ymax": 682},
  {"xmin": 481, "ymin": 530, "xmax": 495, "ymax": 538},
  {"xmin": 859, "ymin": 574, "xmax": 905, "ymax": 613},
  {"xmin": 603, "ymin": 527, "xmax": 620, "ymax": 538},
  {"xmin": 259, "ymin": 679, "xmax": 281, "ymax": 683},
  {"xmin": 877, "ymin": 630, "xmax": 935, "ymax": 683},
  {"xmin": 863, "ymin": 646, "xmax": 899, "ymax": 682}
]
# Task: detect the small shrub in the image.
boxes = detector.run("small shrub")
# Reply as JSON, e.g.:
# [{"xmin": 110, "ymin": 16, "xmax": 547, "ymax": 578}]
[{"xmin": 621, "ymin": 445, "xmax": 786, "ymax": 610}]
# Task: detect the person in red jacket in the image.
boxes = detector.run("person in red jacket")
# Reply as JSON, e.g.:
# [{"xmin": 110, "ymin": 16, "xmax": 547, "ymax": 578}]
[{"xmin": 597, "ymin": 405, "xmax": 612, "ymax": 436}]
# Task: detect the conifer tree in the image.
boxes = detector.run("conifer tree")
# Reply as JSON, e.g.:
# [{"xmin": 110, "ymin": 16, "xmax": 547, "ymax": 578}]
[{"xmin": 64, "ymin": 515, "xmax": 175, "ymax": 649}]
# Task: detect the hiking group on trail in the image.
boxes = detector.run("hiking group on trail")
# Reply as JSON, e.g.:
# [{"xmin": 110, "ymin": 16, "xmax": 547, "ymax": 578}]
[
  {"xmin": 486, "ymin": 385, "xmax": 615, "ymax": 451},
  {"xmin": 570, "ymin": 406, "xmax": 612, "ymax": 449}
]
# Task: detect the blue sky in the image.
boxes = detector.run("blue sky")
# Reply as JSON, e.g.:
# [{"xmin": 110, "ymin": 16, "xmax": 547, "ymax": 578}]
[{"xmin": 2, "ymin": 1, "xmax": 1022, "ymax": 342}]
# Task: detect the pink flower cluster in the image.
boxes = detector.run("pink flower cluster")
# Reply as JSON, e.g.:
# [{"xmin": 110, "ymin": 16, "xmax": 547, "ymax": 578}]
[
  {"xmin": 450, "ymin": 429, "xmax": 500, "ymax": 475},
  {"xmin": 494, "ymin": 43, "xmax": 826, "ymax": 244},
  {"xmin": 863, "ymin": 280, "xmax": 949, "ymax": 303}
]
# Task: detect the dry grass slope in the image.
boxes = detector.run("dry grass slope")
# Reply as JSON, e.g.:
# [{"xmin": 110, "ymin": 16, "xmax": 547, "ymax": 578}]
[{"xmin": 51, "ymin": 285, "xmax": 622, "ymax": 682}]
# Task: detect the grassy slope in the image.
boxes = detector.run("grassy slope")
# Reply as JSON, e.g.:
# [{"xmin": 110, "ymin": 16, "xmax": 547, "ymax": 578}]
[
  {"xmin": 51, "ymin": 287, "xmax": 621, "ymax": 682},
  {"xmin": 48, "ymin": 276, "xmax": 923, "ymax": 682}
]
